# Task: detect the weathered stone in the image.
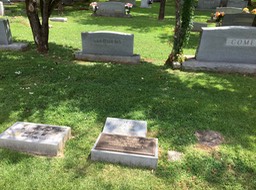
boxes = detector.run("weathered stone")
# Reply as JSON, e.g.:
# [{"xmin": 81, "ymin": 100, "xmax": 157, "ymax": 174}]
[
  {"xmin": 182, "ymin": 59, "xmax": 256, "ymax": 74},
  {"xmin": 94, "ymin": 2, "xmax": 127, "ymax": 17},
  {"xmin": 49, "ymin": 17, "xmax": 68, "ymax": 22},
  {"xmin": 0, "ymin": 122, "xmax": 71, "ymax": 156},
  {"xmin": 227, "ymin": 0, "xmax": 248, "ymax": 8},
  {"xmin": 168, "ymin": 151, "xmax": 183, "ymax": 162},
  {"xmin": 0, "ymin": 42, "xmax": 28, "ymax": 51},
  {"xmin": 81, "ymin": 31, "xmax": 134, "ymax": 56},
  {"xmin": 91, "ymin": 133, "xmax": 158, "ymax": 169},
  {"xmin": 216, "ymin": 7, "xmax": 242, "ymax": 14},
  {"xmin": 0, "ymin": 18, "xmax": 12, "ymax": 45},
  {"xmin": 140, "ymin": 0, "xmax": 151, "ymax": 8},
  {"xmin": 0, "ymin": 2, "xmax": 4, "ymax": 16},
  {"xmin": 197, "ymin": 0, "xmax": 221, "ymax": 9},
  {"xmin": 196, "ymin": 26, "xmax": 256, "ymax": 64},
  {"xmin": 75, "ymin": 31, "xmax": 140, "ymax": 64},
  {"xmin": 195, "ymin": 130, "xmax": 224, "ymax": 147},
  {"xmin": 103, "ymin": 117, "xmax": 147, "ymax": 137},
  {"xmin": 222, "ymin": 13, "xmax": 256, "ymax": 26},
  {"xmin": 191, "ymin": 22, "xmax": 208, "ymax": 32}
]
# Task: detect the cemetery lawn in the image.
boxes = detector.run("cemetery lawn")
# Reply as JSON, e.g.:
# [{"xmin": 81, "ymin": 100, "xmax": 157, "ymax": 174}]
[{"xmin": 0, "ymin": 2, "xmax": 256, "ymax": 190}]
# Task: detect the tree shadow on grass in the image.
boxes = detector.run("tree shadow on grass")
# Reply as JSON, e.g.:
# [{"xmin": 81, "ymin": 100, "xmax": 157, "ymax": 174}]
[{"xmin": 0, "ymin": 43, "xmax": 255, "ymax": 188}]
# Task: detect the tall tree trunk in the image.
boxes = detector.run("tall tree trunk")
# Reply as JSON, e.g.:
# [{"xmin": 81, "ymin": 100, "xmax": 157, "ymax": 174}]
[
  {"xmin": 158, "ymin": 0, "xmax": 166, "ymax": 20},
  {"xmin": 165, "ymin": 0, "xmax": 181, "ymax": 65},
  {"xmin": 25, "ymin": 0, "xmax": 61, "ymax": 53}
]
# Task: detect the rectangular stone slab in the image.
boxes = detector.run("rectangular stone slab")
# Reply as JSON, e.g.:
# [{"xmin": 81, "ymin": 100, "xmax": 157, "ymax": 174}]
[
  {"xmin": 196, "ymin": 26, "xmax": 256, "ymax": 64},
  {"xmin": 103, "ymin": 117, "xmax": 147, "ymax": 137},
  {"xmin": 81, "ymin": 31, "xmax": 134, "ymax": 56},
  {"xmin": 95, "ymin": 133, "xmax": 155, "ymax": 156},
  {"xmin": 91, "ymin": 133, "xmax": 158, "ymax": 169},
  {"xmin": 0, "ymin": 18, "xmax": 12, "ymax": 45},
  {"xmin": 0, "ymin": 122, "xmax": 71, "ymax": 156}
]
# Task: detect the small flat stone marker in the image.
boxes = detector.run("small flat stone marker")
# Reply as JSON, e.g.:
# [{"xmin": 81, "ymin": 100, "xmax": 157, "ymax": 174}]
[
  {"xmin": 167, "ymin": 150, "xmax": 183, "ymax": 162},
  {"xmin": 103, "ymin": 117, "xmax": 147, "ymax": 137},
  {"xmin": 91, "ymin": 133, "xmax": 158, "ymax": 169},
  {"xmin": 0, "ymin": 122, "xmax": 71, "ymax": 156},
  {"xmin": 49, "ymin": 17, "xmax": 68, "ymax": 22}
]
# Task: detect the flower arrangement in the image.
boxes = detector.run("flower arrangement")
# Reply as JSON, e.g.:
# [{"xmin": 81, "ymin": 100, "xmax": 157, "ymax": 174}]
[
  {"xmin": 125, "ymin": 3, "xmax": 133, "ymax": 14},
  {"xmin": 214, "ymin": 11, "xmax": 225, "ymax": 22},
  {"xmin": 251, "ymin": 9, "xmax": 256, "ymax": 14},
  {"xmin": 242, "ymin": 7, "xmax": 250, "ymax": 13},
  {"xmin": 90, "ymin": 2, "xmax": 98, "ymax": 13}
]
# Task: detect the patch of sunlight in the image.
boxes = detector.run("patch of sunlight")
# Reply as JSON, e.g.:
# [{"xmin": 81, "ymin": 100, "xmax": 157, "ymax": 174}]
[
  {"xmin": 123, "ymin": 110, "xmax": 147, "ymax": 120},
  {"xmin": 177, "ymin": 73, "xmax": 236, "ymax": 92}
]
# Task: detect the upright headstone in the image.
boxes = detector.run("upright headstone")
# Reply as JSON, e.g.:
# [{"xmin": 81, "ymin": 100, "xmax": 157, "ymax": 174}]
[
  {"xmin": 109, "ymin": 0, "xmax": 136, "ymax": 6},
  {"xmin": 95, "ymin": 2, "xmax": 126, "ymax": 17},
  {"xmin": 0, "ymin": 2, "xmax": 4, "ymax": 16},
  {"xmin": 75, "ymin": 31, "xmax": 140, "ymax": 64},
  {"xmin": 227, "ymin": 0, "xmax": 248, "ymax": 8},
  {"xmin": 222, "ymin": 13, "xmax": 256, "ymax": 26},
  {"xmin": 103, "ymin": 117, "xmax": 147, "ymax": 137},
  {"xmin": 140, "ymin": 0, "xmax": 151, "ymax": 8},
  {"xmin": 0, "ymin": 18, "xmax": 12, "ymax": 45},
  {"xmin": 196, "ymin": 26, "xmax": 256, "ymax": 64},
  {"xmin": 0, "ymin": 0, "xmax": 11, "ymax": 4},
  {"xmin": 197, "ymin": 0, "xmax": 221, "ymax": 9},
  {"xmin": 216, "ymin": 7, "xmax": 242, "ymax": 14}
]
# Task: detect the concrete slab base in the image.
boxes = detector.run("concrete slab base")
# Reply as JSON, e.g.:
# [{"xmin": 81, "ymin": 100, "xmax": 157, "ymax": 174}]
[
  {"xmin": 0, "ymin": 122, "xmax": 71, "ymax": 156},
  {"xmin": 182, "ymin": 59, "xmax": 256, "ymax": 74},
  {"xmin": 0, "ymin": 43, "xmax": 28, "ymax": 51},
  {"xmin": 91, "ymin": 133, "xmax": 158, "ymax": 169},
  {"xmin": 75, "ymin": 51, "xmax": 141, "ymax": 64}
]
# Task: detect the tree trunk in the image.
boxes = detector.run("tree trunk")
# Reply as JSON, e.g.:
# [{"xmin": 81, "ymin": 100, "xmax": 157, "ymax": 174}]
[
  {"xmin": 165, "ymin": 0, "xmax": 181, "ymax": 65},
  {"xmin": 25, "ymin": 0, "xmax": 61, "ymax": 53},
  {"xmin": 158, "ymin": 0, "xmax": 166, "ymax": 20}
]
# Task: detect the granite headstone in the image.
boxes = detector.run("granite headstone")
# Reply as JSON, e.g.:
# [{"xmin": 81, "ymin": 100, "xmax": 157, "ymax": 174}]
[
  {"xmin": 103, "ymin": 117, "xmax": 147, "ymax": 137},
  {"xmin": 196, "ymin": 26, "xmax": 256, "ymax": 64},
  {"xmin": 216, "ymin": 7, "xmax": 242, "ymax": 14},
  {"xmin": 197, "ymin": 0, "xmax": 221, "ymax": 9},
  {"xmin": 227, "ymin": 0, "xmax": 248, "ymax": 8},
  {"xmin": 222, "ymin": 13, "xmax": 256, "ymax": 26},
  {"xmin": 0, "ymin": 18, "xmax": 12, "ymax": 45},
  {"xmin": 109, "ymin": 0, "xmax": 136, "ymax": 6},
  {"xmin": 95, "ymin": 2, "xmax": 126, "ymax": 17}
]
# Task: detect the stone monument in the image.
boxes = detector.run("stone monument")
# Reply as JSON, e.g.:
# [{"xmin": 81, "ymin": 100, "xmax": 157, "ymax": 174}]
[
  {"xmin": 75, "ymin": 31, "xmax": 140, "ymax": 64},
  {"xmin": 197, "ymin": 0, "xmax": 221, "ymax": 9},
  {"xmin": 0, "ymin": 2, "xmax": 4, "ymax": 16},
  {"xmin": 94, "ymin": 2, "xmax": 128, "ymax": 17},
  {"xmin": 0, "ymin": 18, "xmax": 28, "ymax": 51}
]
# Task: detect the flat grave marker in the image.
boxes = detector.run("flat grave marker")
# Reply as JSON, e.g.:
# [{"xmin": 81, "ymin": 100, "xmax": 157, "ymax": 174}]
[
  {"xmin": 0, "ymin": 122, "xmax": 71, "ymax": 156},
  {"xmin": 91, "ymin": 133, "xmax": 158, "ymax": 168},
  {"xmin": 103, "ymin": 117, "xmax": 147, "ymax": 137}
]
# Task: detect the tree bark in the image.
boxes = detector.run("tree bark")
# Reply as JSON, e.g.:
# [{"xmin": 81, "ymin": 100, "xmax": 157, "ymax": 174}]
[
  {"xmin": 165, "ymin": 0, "xmax": 181, "ymax": 65},
  {"xmin": 25, "ymin": 0, "xmax": 61, "ymax": 53},
  {"xmin": 158, "ymin": 0, "xmax": 166, "ymax": 20}
]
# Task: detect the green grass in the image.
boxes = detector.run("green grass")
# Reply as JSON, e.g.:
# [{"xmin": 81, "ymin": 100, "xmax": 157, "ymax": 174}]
[{"xmin": 0, "ymin": 2, "xmax": 256, "ymax": 190}]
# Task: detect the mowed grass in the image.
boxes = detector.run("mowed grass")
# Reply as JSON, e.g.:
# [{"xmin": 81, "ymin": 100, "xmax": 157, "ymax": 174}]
[{"xmin": 0, "ymin": 2, "xmax": 256, "ymax": 190}]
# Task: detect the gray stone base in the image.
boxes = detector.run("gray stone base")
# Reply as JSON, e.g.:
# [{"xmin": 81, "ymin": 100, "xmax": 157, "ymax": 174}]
[
  {"xmin": 49, "ymin": 17, "xmax": 68, "ymax": 22},
  {"xmin": 91, "ymin": 133, "xmax": 158, "ymax": 169},
  {"xmin": 182, "ymin": 59, "xmax": 256, "ymax": 74},
  {"xmin": 0, "ymin": 43, "xmax": 28, "ymax": 51},
  {"xmin": 92, "ymin": 13, "xmax": 132, "ymax": 18},
  {"xmin": 75, "ymin": 51, "xmax": 141, "ymax": 64},
  {"xmin": 0, "ymin": 122, "xmax": 71, "ymax": 156}
]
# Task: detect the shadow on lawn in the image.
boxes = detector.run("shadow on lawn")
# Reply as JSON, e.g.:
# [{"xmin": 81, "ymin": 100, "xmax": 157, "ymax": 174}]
[{"xmin": 0, "ymin": 43, "xmax": 255, "ymax": 188}]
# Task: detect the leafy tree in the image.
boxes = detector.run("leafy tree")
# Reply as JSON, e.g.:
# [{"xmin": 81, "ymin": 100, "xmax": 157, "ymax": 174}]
[
  {"xmin": 165, "ymin": 0, "xmax": 195, "ymax": 66},
  {"xmin": 25, "ymin": 0, "xmax": 61, "ymax": 53}
]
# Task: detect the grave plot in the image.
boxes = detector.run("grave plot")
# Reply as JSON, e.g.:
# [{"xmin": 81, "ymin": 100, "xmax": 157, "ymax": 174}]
[
  {"xmin": 91, "ymin": 118, "xmax": 158, "ymax": 169},
  {"xmin": 0, "ymin": 122, "xmax": 71, "ymax": 156}
]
